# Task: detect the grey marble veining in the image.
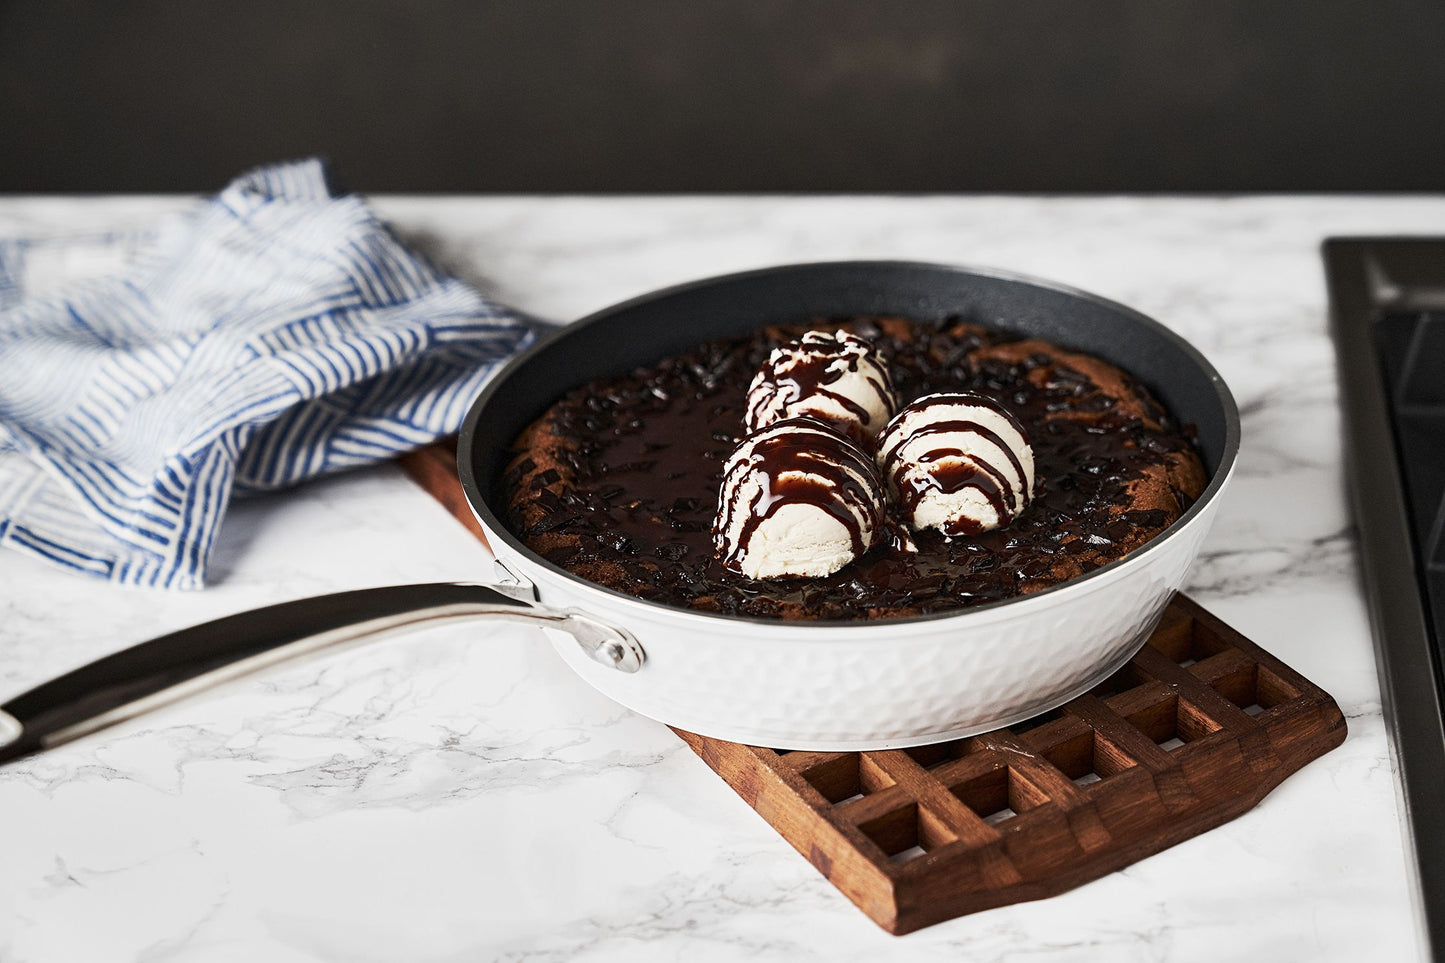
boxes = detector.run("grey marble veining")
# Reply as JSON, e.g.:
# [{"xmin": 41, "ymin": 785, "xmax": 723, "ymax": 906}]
[{"xmin": 2, "ymin": 195, "xmax": 1441, "ymax": 961}]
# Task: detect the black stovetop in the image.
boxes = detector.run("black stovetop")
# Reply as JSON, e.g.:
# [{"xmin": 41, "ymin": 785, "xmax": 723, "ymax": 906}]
[{"xmin": 1327, "ymin": 238, "xmax": 1445, "ymax": 957}]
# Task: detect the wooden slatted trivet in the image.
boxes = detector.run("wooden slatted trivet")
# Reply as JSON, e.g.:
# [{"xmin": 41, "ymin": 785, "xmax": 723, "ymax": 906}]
[{"xmin": 400, "ymin": 443, "xmax": 1347, "ymax": 935}]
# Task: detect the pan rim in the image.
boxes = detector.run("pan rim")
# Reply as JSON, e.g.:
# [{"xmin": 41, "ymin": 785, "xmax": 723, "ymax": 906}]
[{"xmin": 457, "ymin": 258, "xmax": 1240, "ymax": 631}]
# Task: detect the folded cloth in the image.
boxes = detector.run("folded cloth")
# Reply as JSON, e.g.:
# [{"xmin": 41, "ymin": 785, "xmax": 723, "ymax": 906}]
[{"xmin": 0, "ymin": 159, "xmax": 535, "ymax": 589}]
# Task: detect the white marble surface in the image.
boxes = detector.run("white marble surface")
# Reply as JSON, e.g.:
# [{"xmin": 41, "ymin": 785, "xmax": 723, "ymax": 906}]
[{"xmin": 1, "ymin": 195, "xmax": 1441, "ymax": 961}]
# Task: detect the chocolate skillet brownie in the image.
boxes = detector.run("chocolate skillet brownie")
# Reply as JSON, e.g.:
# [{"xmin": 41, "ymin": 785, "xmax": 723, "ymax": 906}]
[{"xmin": 502, "ymin": 316, "xmax": 1207, "ymax": 621}]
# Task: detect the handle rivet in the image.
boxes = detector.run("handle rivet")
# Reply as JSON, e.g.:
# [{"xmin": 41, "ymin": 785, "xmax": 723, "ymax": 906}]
[{"xmin": 598, "ymin": 641, "xmax": 625, "ymax": 666}]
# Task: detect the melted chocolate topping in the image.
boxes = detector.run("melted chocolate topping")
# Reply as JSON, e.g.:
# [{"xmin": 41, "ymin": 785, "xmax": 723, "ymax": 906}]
[
  {"xmin": 505, "ymin": 316, "xmax": 1204, "ymax": 621},
  {"xmin": 899, "ymin": 447, "xmax": 1012, "ymax": 536},
  {"xmin": 878, "ymin": 393, "xmax": 1034, "ymax": 535},
  {"xmin": 746, "ymin": 331, "xmax": 896, "ymax": 439},
  {"xmin": 714, "ymin": 419, "xmax": 884, "ymax": 573}
]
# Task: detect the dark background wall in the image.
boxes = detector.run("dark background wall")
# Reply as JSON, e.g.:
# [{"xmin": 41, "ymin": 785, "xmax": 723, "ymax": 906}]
[{"xmin": 3, "ymin": 0, "xmax": 1443, "ymax": 193}]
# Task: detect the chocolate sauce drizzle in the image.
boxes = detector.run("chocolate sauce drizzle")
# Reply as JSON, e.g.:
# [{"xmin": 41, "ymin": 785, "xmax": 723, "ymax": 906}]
[
  {"xmin": 878, "ymin": 393, "xmax": 1034, "ymax": 536},
  {"xmin": 506, "ymin": 316, "xmax": 1203, "ymax": 621},
  {"xmin": 713, "ymin": 418, "xmax": 884, "ymax": 575},
  {"xmin": 745, "ymin": 331, "xmax": 897, "ymax": 439}
]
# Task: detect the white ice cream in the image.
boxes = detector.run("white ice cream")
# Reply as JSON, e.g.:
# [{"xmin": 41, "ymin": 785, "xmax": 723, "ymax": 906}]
[
  {"xmin": 745, "ymin": 330, "xmax": 897, "ymax": 441},
  {"xmin": 877, "ymin": 393, "xmax": 1035, "ymax": 536},
  {"xmin": 713, "ymin": 419, "xmax": 886, "ymax": 579}
]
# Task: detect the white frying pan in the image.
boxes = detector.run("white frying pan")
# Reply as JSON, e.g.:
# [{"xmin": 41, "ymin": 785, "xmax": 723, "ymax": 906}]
[{"xmin": 0, "ymin": 262, "xmax": 1239, "ymax": 760}]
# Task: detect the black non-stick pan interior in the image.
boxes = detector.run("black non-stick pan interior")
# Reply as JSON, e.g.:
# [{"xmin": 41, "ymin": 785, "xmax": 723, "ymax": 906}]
[{"xmin": 459, "ymin": 261, "xmax": 1239, "ymax": 566}]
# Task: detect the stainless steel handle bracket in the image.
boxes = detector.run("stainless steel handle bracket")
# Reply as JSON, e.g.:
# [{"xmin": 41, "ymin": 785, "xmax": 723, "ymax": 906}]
[
  {"xmin": 479, "ymin": 564, "xmax": 644, "ymax": 672},
  {"xmin": 550, "ymin": 608, "xmax": 646, "ymax": 673},
  {"xmin": 489, "ymin": 559, "xmax": 539, "ymax": 602}
]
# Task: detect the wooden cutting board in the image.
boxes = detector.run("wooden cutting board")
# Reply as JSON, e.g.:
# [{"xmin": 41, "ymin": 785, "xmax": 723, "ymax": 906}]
[{"xmin": 399, "ymin": 442, "xmax": 1347, "ymax": 935}]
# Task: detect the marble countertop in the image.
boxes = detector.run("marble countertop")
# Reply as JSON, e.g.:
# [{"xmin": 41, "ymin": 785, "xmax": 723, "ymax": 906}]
[{"xmin": 1, "ymin": 195, "xmax": 1439, "ymax": 962}]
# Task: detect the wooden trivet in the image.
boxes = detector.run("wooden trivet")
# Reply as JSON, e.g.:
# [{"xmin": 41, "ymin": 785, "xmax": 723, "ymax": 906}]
[{"xmin": 400, "ymin": 442, "xmax": 1347, "ymax": 935}]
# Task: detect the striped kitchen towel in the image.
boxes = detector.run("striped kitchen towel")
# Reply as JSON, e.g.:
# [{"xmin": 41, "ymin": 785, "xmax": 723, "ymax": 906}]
[{"xmin": 0, "ymin": 159, "xmax": 535, "ymax": 589}]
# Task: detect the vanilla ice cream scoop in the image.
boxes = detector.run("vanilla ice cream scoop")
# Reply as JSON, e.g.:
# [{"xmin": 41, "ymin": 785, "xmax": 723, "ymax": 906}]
[
  {"xmin": 745, "ymin": 330, "xmax": 897, "ymax": 441},
  {"xmin": 877, "ymin": 392, "xmax": 1035, "ymax": 536},
  {"xmin": 714, "ymin": 418, "xmax": 887, "ymax": 579}
]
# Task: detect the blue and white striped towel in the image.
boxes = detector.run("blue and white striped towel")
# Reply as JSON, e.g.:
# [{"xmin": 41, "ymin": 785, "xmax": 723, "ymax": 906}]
[{"xmin": 0, "ymin": 159, "xmax": 535, "ymax": 589}]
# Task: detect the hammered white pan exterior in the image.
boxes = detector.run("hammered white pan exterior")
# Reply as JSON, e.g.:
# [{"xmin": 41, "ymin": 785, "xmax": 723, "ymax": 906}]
[{"xmin": 482, "ymin": 476, "xmax": 1227, "ymax": 751}]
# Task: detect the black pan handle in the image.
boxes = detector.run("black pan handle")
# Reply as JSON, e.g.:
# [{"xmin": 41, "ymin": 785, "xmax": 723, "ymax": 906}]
[{"xmin": 0, "ymin": 582, "xmax": 644, "ymax": 765}]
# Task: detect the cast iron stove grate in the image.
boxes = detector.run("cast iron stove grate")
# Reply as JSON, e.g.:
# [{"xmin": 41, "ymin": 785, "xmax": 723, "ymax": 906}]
[{"xmin": 1327, "ymin": 238, "xmax": 1445, "ymax": 956}]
